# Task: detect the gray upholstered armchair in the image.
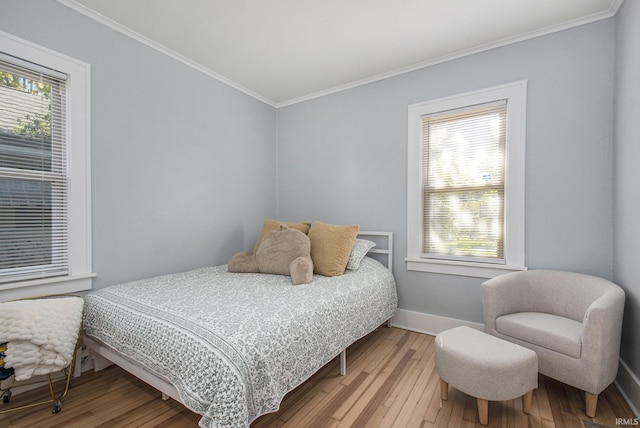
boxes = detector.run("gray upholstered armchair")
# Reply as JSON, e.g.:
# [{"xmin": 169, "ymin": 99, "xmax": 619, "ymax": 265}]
[{"xmin": 482, "ymin": 270, "xmax": 625, "ymax": 417}]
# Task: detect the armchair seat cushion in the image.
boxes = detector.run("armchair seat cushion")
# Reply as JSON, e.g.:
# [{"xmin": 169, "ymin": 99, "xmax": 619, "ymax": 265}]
[{"xmin": 495, "ymin": 312, "xmax": 582, "ymax": 358}]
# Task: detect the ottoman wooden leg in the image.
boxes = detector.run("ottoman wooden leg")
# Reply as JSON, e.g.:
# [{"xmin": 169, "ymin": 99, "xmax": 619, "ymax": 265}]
[
  {"xmin": 477, "ymin": 398, "xmax": 489, "ymax": 425},
  {"xmin": 439, "ymin": 378, "xmax": 448, "ymax": 400},
  {"xmin": 522, "ymin": 390, "xmax": 533, "ymax": 414}
]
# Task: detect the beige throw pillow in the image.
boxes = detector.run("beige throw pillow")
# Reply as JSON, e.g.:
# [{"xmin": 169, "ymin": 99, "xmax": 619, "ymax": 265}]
[{"xmin": 309, "ymin": 221, "xmax": 359, "ymax": 276}]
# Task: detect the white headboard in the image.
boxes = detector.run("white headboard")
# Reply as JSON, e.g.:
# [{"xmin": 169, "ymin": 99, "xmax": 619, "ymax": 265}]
[{"xmin": 358, "ymin": 231, "xmax": 393, "ymax": 271}]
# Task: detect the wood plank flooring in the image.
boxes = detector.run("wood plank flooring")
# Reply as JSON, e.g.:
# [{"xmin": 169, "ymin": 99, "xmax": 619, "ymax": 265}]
[{"xmin": 0, "ymin": 326, "xmax": 635, "ymax": 427}]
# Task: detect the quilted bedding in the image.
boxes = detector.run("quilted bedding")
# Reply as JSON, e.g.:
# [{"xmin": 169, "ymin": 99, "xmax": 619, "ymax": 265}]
[{"xmin": 83, "ymin": 257, "xmax": 397, "ymax": 428}]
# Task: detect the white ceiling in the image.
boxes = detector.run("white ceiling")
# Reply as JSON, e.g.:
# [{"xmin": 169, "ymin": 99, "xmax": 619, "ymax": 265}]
[{"xmin": 59, "ymin": 0, "xmax": 622, "ymax": 107}]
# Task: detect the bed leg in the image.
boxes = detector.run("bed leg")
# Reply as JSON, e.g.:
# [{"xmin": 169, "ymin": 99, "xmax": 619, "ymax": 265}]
[
  {"xmin": 91, "ymin": 352, "xmax": 114, "ymax": 372},
  {"xmin": 162, "ymin": 393, "xmax": 170, "ymax": 401},
  {"xmin": 340, "ymin": 350, "xmax": 346, "ymax": 376},
  {"xmin": 73, "ymin": 347, "xmax": 83, "ymax": 378}
]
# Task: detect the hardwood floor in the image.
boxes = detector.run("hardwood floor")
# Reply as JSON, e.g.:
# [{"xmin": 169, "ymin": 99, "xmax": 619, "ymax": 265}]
[{"xmin": 0, "ymin": 326, "xmax": 635, "ymax": 427}]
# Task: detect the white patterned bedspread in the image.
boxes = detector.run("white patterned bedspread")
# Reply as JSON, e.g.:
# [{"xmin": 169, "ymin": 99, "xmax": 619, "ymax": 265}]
[{"xmin": 83, "ymin": 257, "xmax": 397, "ymax": 428}]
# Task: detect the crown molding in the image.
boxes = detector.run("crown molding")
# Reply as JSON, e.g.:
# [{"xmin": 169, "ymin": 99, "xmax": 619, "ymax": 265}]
[
  {"xmin": 56, "ymin": 0, "xmax": 277, "ymax": 107},
  {"xmin": 58, "ymin": 0, "xmax": 621, "ymax": 109},
  {"xmin": 276, "ymin": 5, "xmax": 621, "ymax": 107}
]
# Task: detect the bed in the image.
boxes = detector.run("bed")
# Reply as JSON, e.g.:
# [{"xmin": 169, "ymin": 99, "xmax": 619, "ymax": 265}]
[{"xmin": 82, "ymin": 231, "xmax": 397, "ymax": 428}]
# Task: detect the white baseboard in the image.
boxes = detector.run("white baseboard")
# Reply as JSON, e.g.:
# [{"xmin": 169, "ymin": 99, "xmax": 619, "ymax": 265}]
[
  {"xmin": 616, "ymin": 359, "xmax": 640, "ymax": 418},
  {"xmin": 390, "ymin": 308, "xmax": 483, "ymax": 336}
]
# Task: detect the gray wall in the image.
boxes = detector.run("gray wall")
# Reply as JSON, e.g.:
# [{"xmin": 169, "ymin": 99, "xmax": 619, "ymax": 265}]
[
  {"xmin": 277, "ymin": 19, "xmax": 615, "ymax": 323},
  {"xmin": 614, "ymin": 0, "xmax": 640, "ymax": 400},
  {"xmin": 3, "ymin": 0, "xmax": 637, "ymax": 410},
  {"xmin": 0, "ymin": 0, "xmax": 277, "ymax": 288}
]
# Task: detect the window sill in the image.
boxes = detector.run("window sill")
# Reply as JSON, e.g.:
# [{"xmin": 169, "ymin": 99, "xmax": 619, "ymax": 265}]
[
  {"xmin": 405, "ymin": 257, "xmax": 526, "ymax": 279},
  {"xmin": 0, "ymin": 273, "xmax": 95, "ymax": 301}
]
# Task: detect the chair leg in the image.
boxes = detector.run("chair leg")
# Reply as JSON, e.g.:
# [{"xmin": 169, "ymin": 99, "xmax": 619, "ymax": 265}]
[
  {"xmin": 477, "ymin": 398, "xmax": 489, "ymax": 425},
  {"xmin": 585, "ymin": 391, "xmax": 598, "ymax": 417},
  {"xmin": 439, "ymin": 378, "xmax": 448, "ymax": 400},
  {"xmin": 522, "ymin": 390, "xmax": 533, "ymax": 414}
]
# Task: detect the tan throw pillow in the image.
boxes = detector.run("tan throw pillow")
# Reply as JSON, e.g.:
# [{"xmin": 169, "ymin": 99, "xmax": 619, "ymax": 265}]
[
  {"xmin": 308, "ymin": 221, "xmax": 359, "ymax": 276},
  {"xmin": 253, "ymin": 219, "xmax": 312, "ymax": 253}
]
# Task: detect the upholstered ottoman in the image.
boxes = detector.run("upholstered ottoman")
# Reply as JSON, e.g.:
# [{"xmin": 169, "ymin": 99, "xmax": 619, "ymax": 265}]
[{"xmin": 435, "ymin": 326, "xmax": 538, "ymax": 425}]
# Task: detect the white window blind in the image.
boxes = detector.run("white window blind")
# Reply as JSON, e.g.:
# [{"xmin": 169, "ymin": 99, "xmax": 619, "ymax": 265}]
[
  {"xmin": 421, "ymin": 101, "xmax": 506, "ymax": 263},
  {"xmin": 0, "ymin": 57, "xmax": 69, "ymax": 283},
  {"xmin": 407, "ymin": 81, "xmax": 526, "ymax": 278}
]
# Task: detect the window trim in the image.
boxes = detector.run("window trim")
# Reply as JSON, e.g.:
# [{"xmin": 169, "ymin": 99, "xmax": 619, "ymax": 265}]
[
  {"xmin": 406, "ymin": 81, "xmax": 527, "ymax": 278},
  {"xmin": 0, "ymin": 30, "xmax": 93, "ymax": 301}
]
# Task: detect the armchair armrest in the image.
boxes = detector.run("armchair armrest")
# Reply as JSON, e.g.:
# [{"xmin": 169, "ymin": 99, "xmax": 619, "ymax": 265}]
[{"xmin": 580, "ymin": 285, "xmax": 625, "ymax": 392}]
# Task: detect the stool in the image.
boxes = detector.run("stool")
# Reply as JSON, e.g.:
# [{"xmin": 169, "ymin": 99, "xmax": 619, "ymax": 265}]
[{"xmin": 435, "ymin": 326, "xmax": 538, "ymax": 425}]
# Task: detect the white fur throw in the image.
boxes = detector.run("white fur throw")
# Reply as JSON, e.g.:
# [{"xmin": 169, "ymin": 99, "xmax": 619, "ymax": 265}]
[{"xmin": 0, "ymin": 297, "xmax": 84, "ymax": 381}]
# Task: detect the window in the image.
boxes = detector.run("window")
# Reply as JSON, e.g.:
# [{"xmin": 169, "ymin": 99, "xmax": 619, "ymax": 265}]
[
  {"xmin": 407, "ymin": 81, "xmax": 526, "ymax": 278},
  {"xmin": 0, "ymin": 30, "xmax": 93, "ymax": 300}
]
